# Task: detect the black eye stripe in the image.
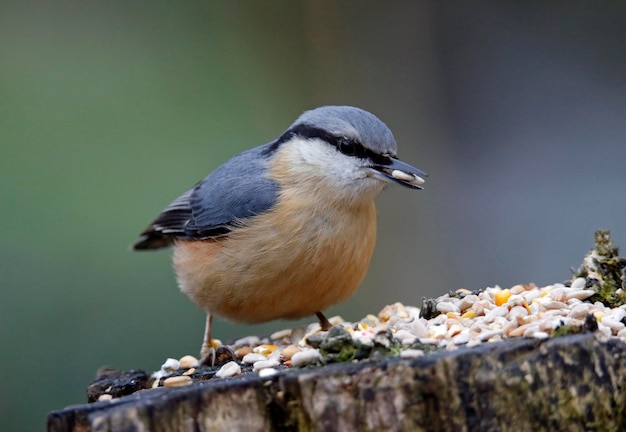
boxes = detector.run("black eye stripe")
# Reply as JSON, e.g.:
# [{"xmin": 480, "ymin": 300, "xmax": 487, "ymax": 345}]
[
  {"xmin": 334, "ymin": 138, "xmax": 390, "ymax": 165},
  {"xmin": 276, "ymin": 124, "xmax": 392, "ymax": 165}
]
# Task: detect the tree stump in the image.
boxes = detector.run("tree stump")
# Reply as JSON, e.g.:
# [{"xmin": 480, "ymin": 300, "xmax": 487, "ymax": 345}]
[{"xmin": 48, "ymin": 333, "xmax": 626, "ymax": 432}]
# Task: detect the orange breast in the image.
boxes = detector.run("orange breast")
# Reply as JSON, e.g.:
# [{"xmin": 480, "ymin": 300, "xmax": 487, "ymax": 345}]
[{"xmin": 173, "ymin": 199, "xmax": 377, "ymax": 323}]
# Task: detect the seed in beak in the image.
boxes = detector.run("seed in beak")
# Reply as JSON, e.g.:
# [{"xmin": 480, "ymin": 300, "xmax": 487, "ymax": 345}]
[{"xmin": 391, "ymin": 170, "xmax": 425, "ymax": 185}]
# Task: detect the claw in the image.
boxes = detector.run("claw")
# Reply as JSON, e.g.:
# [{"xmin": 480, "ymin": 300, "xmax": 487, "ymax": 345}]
[
  {"xmin": 199, "ymin": 313, "xmax": 235, "ymax": 366},
  {"xmin": 200, "ymin": 344, "xmax": 235, "ymax": 367}
]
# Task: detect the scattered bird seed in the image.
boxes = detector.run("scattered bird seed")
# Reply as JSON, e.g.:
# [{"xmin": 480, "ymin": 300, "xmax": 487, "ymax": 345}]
[
  {"xmin": 494, "ymin": 289, "xmax": 511, "ymax": 306},
  {"xmin": 178, "ymin": 355, "xmax": 199, "ymax": 369},
  {"xmin": 258, "ymin": 368, "xmax": 278, "ymax": 378},
  {"xmin": 149, "ymin": 267, "xmax": 626, "ymax": 387},
  {"xmin": 290, "ymin": 349, "xmax": 322, "ymax": 368},
  {"xmin": 163, "ymin": 376, "xmax": 192, "ymax": 388},
  {"xmin": 253, "ymin": 359, "xmax": 280, "ymax": 371},
  {"xmin": 235, "ymin": 346, "xmax": 253, "ymax": 359},
  {"xmin": 570, "ymin": 277, "xmax": 586, "ymax": 290},
  {"xmin": 253, "ymin": 344, "xmax": 278, "ymax": 355},
  {"xmin": 232, "ymin": 335, "xmax": 261, "ymax": 349},
  {"xmin": 215, "ymin": 361, "xmax": 241, "ymax": 378},
  {"xmin": 161, "ymin": 358, "xmax": 180, "ymax": 371},
  {"xmin": 242, "ymin": 353, "xmax": 267, "ymax": 364},
  {"xmin": 279, "ymin": 345, "xmax": 301, "ymax": 361},
  {"xmin": 436, "ymin": 302, "xmax": 460, "ymax": 314},
  {"xmin": 270, "ymin": 328, "xmax": 292, "ymax": 341}
]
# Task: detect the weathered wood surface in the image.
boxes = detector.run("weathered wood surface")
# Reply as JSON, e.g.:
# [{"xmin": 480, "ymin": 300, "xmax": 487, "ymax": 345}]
[{"xmin": 48, "ymin": 334, "xmax": 626, "ymax": 432}]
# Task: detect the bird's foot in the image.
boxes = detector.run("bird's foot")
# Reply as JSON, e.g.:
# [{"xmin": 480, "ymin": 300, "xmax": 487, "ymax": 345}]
[{"xmin": 200, "ymin": 340, "xmax": 235, "ymax": 367}]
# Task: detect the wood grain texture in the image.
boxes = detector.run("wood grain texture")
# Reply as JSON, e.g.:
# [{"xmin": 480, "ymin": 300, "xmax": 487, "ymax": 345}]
[{"xmin": 48, "ymin": 334, "xmax": 626, "ymax": 432}]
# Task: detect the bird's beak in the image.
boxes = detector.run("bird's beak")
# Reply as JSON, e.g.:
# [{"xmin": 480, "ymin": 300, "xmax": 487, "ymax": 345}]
[{"xmin": 370, "ymin": 158, "xmax": 428, "ymax": 189}]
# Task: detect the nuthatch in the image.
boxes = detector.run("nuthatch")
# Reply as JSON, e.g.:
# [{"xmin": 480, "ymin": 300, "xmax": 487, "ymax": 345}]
[{"xmin": 133, "ymin": 106, "xmax": 427, "ymax": 362}]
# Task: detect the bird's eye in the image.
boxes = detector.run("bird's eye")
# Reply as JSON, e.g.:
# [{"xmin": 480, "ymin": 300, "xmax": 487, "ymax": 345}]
[{"xmin": 338, "ymin": 139, "xmax": 357, "ymax": 156}]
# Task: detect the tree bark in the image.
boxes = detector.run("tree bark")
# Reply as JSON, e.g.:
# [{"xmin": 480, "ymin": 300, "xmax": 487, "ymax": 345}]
[{"xmin": 47, "ymin": 333, "xmax": 626, "ymax": 432}]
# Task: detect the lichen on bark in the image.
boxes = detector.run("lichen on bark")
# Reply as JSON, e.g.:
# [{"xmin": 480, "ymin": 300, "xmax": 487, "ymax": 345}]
[{"xmin": 571, "ymin": 230, "xmax": 626, "ymax": 307}]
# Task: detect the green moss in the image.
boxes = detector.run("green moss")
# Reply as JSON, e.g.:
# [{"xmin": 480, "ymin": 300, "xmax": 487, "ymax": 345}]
[
  {"xmin": 551, "ymin": 314, "xmax": 598, "ymax": 339},
  {"xmin": 319, "ymin": 327, "xmax": 402, "ymax": 363},
  {"xmin": 319, "ymin": 326, "xmax": 356, "ymax": 363},
  {"xmin": 572, "ymin": 230, "xmax": 626, "ymax": 308},
  {"xmin": 551, "ymin": 324, "xmax": 584, "ymax": 338}
]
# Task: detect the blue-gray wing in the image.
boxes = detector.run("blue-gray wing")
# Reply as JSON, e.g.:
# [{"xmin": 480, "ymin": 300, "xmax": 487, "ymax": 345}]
[{"xmin": 132, "ymin": 143, "xmax": 279, "ymax": 250}]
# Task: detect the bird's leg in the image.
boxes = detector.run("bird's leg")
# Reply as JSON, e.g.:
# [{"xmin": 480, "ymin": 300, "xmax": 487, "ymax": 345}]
[
  {"xmin": 199, "ymin": 313, "xmax": 235, "ymax": 366},
  {"xmin": 199, "ymin": 313, "xmax": 216, "ymax": 364},
  {"xmin": 315, "ymin": 311, "xmax": 333, "ymax": 330}
]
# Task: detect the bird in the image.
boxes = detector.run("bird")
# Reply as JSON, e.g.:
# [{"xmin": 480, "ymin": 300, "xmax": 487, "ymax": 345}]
[{"xmin": 132, "ymin": 105, "xmax": 427, "ymax": 364}]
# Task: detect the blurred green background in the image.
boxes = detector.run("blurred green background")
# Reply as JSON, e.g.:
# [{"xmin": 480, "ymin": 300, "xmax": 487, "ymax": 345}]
[{"xmin": 2, "ymin": 1, "xmax": 626, "ymax": 430}]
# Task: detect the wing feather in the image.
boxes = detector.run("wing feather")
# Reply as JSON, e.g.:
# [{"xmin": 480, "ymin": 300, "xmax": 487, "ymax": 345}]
[{"xmin": 132, "ymin": 143, "xmax": 279, "ymax": 250}]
